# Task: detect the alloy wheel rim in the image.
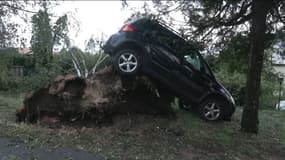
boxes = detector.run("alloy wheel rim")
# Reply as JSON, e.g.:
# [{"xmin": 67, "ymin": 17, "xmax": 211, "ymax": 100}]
[
  {"xmin": 203, "ymin": 102, "xmax": 221, "ymax": 120},
  {"xmin": 118, "ymin": 52, "xmax": 138, "ymax": 73}
]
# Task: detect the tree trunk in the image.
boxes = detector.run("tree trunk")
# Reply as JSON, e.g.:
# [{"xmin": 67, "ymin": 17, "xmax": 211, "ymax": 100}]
[{"xmin": 241, "ymin": 0, "xmax": 271, "ymax": 133}]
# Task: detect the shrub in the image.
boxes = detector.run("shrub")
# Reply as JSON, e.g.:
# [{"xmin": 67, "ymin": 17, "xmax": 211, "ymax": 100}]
[{"xmin": 0, "ymin": 48, "xmax": 111, "ymax": 93}]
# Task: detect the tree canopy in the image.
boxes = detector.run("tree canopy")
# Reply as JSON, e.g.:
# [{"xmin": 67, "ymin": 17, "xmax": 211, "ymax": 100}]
[
  {"xmin": 30, "ymin": 6, "xmax": 53, "ymax": 67},
  {"xmin": 30, "ymin": 2, "xmax": 69, "ymax": 69},
  {"xmin": 0, "ymin": 1, "xmax": 41, "ymax": 48}
]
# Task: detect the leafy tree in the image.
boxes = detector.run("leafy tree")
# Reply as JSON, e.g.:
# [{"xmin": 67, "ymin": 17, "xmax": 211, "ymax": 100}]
[
  {"xmin": 53, "ymin": 14, "xmax": 70, "ymax": 49},
  {"xmin": 0, "ymin": 1, "xmax": 39, "ymax": 48},
  {"xmin": 0, "ymin": 1, "xmax": 70, "ymax": 92},
  {"xmin": 30, "ymin": 5, "xmax": 53, "ymax": 68},
  {"xmin": 30, "ymin": 3, "xmax": 69, "ymax": 70},
  {"xmin": 127, "ymin": 0, "xmax": 285, "ymax": 133}
]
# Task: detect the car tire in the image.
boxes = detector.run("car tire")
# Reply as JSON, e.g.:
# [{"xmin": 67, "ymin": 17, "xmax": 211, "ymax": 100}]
[
  {"xmin": 199, "ymin": 98, "xmax": 227, "ymax": 121},
  {"xmin": 113, "ymin": 49, "xmax": 141, "ymax": 75}
]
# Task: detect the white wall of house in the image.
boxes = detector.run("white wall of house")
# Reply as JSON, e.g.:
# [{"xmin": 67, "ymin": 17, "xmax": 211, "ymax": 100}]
[
  {"xmin": 273, "ymin": 64, "xmax": 285, "ymax": 83},
  {"xmin": 273, "ymin": 65, "xmax": 285, "ymax": 75}
]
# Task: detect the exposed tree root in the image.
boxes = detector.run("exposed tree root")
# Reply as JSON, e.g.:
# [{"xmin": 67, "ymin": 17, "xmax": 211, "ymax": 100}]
[{"xmin": 16, "ymin": 66, "xmax": 176, "ymax": 124}]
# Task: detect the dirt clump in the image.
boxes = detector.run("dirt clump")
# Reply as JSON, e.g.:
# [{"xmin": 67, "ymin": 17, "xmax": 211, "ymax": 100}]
[{"xmin": 16, "ymin": 66, "xmax": 176, "ymax": 124}]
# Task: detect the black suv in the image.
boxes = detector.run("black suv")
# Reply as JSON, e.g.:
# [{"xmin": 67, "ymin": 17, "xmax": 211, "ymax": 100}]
[{"xmin": 103, "ymin": 18, "xmax": 235, "ymax": 121}]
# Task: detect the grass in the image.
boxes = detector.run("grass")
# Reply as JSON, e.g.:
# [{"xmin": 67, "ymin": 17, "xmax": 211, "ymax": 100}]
[
  {"xmin": 0, "ymin": 93, "xmax": 23, "ymax": 121},
  {"xmin": 0, "ymin": 94, "xmax": 284, "ymax": 160}
]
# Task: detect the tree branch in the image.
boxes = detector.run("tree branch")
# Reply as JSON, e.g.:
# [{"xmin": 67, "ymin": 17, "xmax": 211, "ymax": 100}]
[
  {"xmin": 0, "ymin": 3, "xmax": 37, "ymax": 14},
  {"xmin": 274, "ymin": 4, "xmax": 285, "ymax": 24},
  {"xmin": 218, "ymin": 13, "xmax": 252, "ymax": 27},
  {"xmin": 199, "ymin": 1, "xmax": 252, "ymax": 31},
  {"xmin": 69, "ymin": 52, "xmax": 83, "ymax": 77}
]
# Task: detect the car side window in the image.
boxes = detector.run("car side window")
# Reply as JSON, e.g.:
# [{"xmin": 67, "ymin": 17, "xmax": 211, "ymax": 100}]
[
  {"xmin": 184, "ymin": 51, "xmax": 201, "ymax": 71},
  {"xmin": 150, "ymin": 24, "xmax": 180, "ymax": 51}
]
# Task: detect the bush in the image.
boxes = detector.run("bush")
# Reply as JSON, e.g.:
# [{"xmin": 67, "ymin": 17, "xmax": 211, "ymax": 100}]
[
  {"xmin": 0, "ymin": 48, "xmax": 111, "ymax": 93},
  {"xmin": 215, "ymin": 70, "xmax": 281, "ymax": 108},
  {"xmin": 214, "ymin": 68, "xmax": 246, "ymax": 106}
]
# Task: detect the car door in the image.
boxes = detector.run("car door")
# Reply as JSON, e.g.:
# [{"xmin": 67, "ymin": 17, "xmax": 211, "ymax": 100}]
[
  {"xmin": 175, "ymin": 49, "xmax": 210, "ymax": 103},
  {"xmin": 147, "ymin": 24, "xmax": 181, "ymax": 78}
]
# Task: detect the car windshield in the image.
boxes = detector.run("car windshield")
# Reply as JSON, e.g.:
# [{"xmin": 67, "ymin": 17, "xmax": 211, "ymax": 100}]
[
  {"xmin": 183, "ymin": 50, "xmax": 213, "ymax": 78},
  {"xmin": 184, "ymin": 51, "xmax": 201, "ymax": 71}
]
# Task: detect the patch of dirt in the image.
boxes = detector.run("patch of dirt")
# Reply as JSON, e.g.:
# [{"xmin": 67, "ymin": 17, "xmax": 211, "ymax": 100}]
[
  {"xmin": 16, "ymin": 66, "xmax": 176, "ymax": 124},
  {"xmin": 180, "ymin": 148, "xmax": 200, "ymax": 160}
]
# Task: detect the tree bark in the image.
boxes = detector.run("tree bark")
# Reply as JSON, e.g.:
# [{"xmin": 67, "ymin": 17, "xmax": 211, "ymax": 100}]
[{"xmin": 241, "ymin": 0, "xmax": 271, "ymax": 133}]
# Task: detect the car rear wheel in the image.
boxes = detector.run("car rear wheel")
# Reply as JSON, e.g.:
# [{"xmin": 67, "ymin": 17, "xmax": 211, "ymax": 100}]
[
  {"xmin": 113, "ymin": 49, "xmax": 141, "ymax": 75},
  {"xmin": 199, "ymin": 98, "xmax": 226, "ymax": 121}
]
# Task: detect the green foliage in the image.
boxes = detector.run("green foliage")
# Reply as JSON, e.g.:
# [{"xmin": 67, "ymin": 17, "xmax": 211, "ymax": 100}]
[
  {"xmin": 17, "ymin": 4, "xmax": 73, "ymax": 91},
  {"xmin": 0, "ymin": 49, "xmax": 33, "ymax": 91},
  {"xmin": 53, "ymin": 14, "xmax": 70, "ymax": 48},
  {"xmin": 218, "ymin": 34, "xmax": 249, "ymax": 73},
  {"xmin": 215, "ymin": 68, "xmax": 246, "ymax": 105},
  {"xmin": 56, "ymin": 47, "xmax": 111, "ymax": 75},
  {"xmin": 206, "ymin": 34, "xmax": 280, "ymax": 108},
  {"xmin": 31, "ymin": 8, "xmax": 53, "ymax": 67},
  {"xmin": 30, "ymin": 4, "xmax": 70, "ymax": 71},
  {"xmin": 0, "ymin": 47, "xmax": 110, "ymax": 92}
]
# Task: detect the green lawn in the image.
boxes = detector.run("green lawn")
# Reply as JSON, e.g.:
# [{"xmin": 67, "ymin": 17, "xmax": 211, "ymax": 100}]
[{"xmin": 0, "ymin": 94, "xmax": 284, "ymax": 160}]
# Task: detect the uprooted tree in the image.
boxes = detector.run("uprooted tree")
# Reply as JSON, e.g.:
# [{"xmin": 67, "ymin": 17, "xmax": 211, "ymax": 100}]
[
  {"xmin": 69, "ymin": 34, "xmax": 110, "ymax": 78},
  {"xmin": 16, "ymin": 66, "xmax": 176, "ymax": 123}
]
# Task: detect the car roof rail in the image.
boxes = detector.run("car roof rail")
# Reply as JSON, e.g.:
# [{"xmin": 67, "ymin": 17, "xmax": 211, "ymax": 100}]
[
  {"xmin": 155, "ymin": 19, "xmax": 200, "ymax": 51},
  {"xmin": 137, "ymin": 17, "xmax": 199, "ymax": 51},
  {"xmin": 156, "ymin": 20, "xmax": 186, "ymax": 40}
]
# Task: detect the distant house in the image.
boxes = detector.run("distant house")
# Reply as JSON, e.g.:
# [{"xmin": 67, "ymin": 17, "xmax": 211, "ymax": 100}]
[
  {"xmin": 12, "ymin": 48, "xmax": 33, "ymax": 76},
  {"xmin": 18, "ymin": 47, "xmax": 33, "ymax": 55},
  {"xmin": 18, "ymin": 47, "xmax": 61, "ymax": 55},
  {"xmin": 272, "ymin": 64, "xmax": 285, "ymax": 83}
]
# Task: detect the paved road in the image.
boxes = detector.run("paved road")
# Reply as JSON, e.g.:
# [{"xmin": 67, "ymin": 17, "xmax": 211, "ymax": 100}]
[{"xmin": 0, "ymin": 137, "xmax": 104, "ymax": 160}]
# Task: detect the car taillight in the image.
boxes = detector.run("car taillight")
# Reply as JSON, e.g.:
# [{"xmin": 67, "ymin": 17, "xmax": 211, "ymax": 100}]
[{"xmin": 121, "ymin": 24, "xmax": 136, "ymax": 32}]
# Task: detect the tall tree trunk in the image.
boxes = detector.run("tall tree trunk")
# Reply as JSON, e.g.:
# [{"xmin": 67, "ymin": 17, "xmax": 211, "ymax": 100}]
[{"xmin": 241, "ymin": 0, "xmax": 271, "ymax": 133}]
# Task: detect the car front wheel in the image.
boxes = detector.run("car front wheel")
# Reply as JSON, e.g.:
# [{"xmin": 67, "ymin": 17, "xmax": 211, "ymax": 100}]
[
  {"xmin": 199, "ymin": 98, "xmax": 226, "ymax": 121},
  {"xmin": 113, "ymin": 49, "xmax": 140, "ymax": 75}
]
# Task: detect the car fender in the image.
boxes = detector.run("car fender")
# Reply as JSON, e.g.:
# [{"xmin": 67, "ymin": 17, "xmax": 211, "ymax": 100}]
[
  {"xmin": 113, "ymin": 39, "xmax": 152, "ymax": 64},
  {"xmin": 199, "ymin": 90, "xmax": 228, "ymax": 104}
]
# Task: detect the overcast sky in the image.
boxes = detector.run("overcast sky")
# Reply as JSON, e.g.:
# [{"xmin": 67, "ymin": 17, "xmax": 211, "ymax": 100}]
[{"xmin": 16, "ymin": 1, "xmax": 150, "ymax": 50}]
